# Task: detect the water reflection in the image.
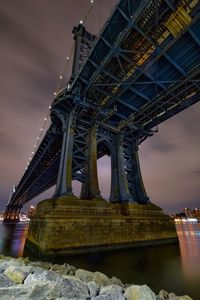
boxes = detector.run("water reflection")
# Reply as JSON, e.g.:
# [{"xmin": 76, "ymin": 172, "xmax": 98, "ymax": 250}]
[
  {"xmin": 176, "ymin": 223, "xmax": 200, "ymax": 277},
  {"xmin": 0, "ymin": 222, "xmax": 200, "ymax": 299},
  {"xmin": 0, "ymin": 223, "xmax": 28, "ymax": 257}
]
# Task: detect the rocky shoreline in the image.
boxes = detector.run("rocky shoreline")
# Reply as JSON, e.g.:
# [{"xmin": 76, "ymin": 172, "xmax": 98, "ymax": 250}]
[{"xmin": 0, "ymin": 255, "xmax": 192, "ymax": 300}]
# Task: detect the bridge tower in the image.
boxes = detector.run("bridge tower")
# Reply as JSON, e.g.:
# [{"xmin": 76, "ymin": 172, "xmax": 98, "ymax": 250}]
[
  {"xmin": 24, "ymin": 22, "xmax": 177, "ymax": 257},
  {"xmin": 3, "ymin": 185, "xmax": 22, "ymax": 222}
]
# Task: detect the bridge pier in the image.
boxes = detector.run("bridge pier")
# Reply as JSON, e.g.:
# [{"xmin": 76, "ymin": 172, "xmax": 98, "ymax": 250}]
[
  {"xmin": 25, "ymin": 198, "xmax": 177, "ymax": 258},
  {"xmin": 3, "ymin": 204, "xmax": 21, "ymax": 222},
  {"xmin": 24, "ymin": 118, "xmax": 177, "ymax": 258}
]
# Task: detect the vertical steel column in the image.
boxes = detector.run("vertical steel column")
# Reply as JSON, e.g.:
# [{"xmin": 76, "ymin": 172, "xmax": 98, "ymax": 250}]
[
  {"xmin": 115, "ymin": 134, "xmax": 134, "ymax": 203},
  {"xmin": 54, "ymin": 113, "xmax": 74, "ymax": 197},
  {"xmin": 109, "ymin": 150, "xmax": 120, "ymax": 203},
  {"xmin": 82, "ymin": 126, "xmax": 101, "ymax": 199},
  {"xmin": 71, "ymin": 25, "xmax": 83, "ymax": 80},
  {"xmin": 130, "ymin": 142, "xmax": 150, "ymax": 204}
]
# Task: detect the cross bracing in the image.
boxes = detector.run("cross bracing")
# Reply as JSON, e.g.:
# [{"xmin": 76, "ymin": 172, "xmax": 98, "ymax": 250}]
[{"xmin": 6, "ymin": 0, "xmax": 200, "ymax": 211}]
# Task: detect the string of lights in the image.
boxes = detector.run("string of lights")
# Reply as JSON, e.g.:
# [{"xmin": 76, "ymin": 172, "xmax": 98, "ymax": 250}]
[{"xmin": 25, "ymin": 0, "xmax": 97, "ymax": 171}]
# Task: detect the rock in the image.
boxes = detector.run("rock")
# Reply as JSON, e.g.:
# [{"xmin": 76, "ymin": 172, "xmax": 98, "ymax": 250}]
[
  {"xmin": 29, "ymin": 260, "xmax": 52, "ymax": 270},
  {"xmin": 159, "ymin": 290, "xmax": 169, "ymax": 299},
  {"xmin": 50, "ymin": 263, "xmax": 76, "ymax": 275},
  {"xmin": 0, "ymin": 259, "xmax": 25, "ymax": 273},
  {"xmin": 0, "ymin": 296, "xmax": 16, "ymax": 300},
  {"xmin": 55, "ymin": 298, "xmax": 88, "ymax": 300},
  {"xmin": 100, "ymin": 285, "xmax": 123, "ymax": 295},
  {"xmin": 0, "ymin": 281, "xmax": 61, "ymax": 300},
  {"xmin": 57, "ymin": 275, "xmax": 89, "ymax": 298},
  {"xmin": 92, "ymin": 291, "xmax": 126, "ymax": 300},
  {"xmin": 4, "ymin": 265, "xmax": 33, "ymax": 284},
  {"xmin": 168, "ymin": 296, "xmax": 193, "ymax": 300},
  {"xmin": 169, "ymin": 292, "xmax": 177, "ymax": 298},
  {"xmin": 88, "ymin": 281, "xmax": 100, "ymax": 297},
  {"xmin": 75, "ymin": 269, "xmax": 111, "ymax": 286},
  {"xmin": 110, "ymin": 276, "xmax": 124, "ymax": 287},
  {"xmin": 0, "ymin": 274, "xmax": 15, "ymax": 287},
  {"xmin": 0, "ymin": 262, "xmax": 10, "ymax": 274},
  {"xmin": 94, "ymin": 271, "xmax": 111, "ymax": 286},
  {"xmin": 24, "ymin": 270, "xmax": 59, "ymax": 284},
  {"xmin": 124, "ymin": 284, "xmax": 156, "ymax": 300},
  {"xmin": 28, "ymin": 281, "xmax": 61, "ymax": 299},
  {"xmin": 75, "ymin": 268, "xmax": 95, "ymax": 282},
  {"xmin": 24, "ymin": 270, "xmax": 89, "ymax": 298}
]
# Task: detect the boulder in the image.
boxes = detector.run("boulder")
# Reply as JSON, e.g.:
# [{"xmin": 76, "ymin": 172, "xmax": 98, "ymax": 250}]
[
  {"xmin": 168, "ymin": 296, "xmax": 193, "ymax": 300},
  {"xmin": 88, "ymin": 281, "xmax": 100, "ymax": 297},
  {"xmin": 24, "ymin": 270, "xmax": 59, "ymax": 284},
  {"xmin": 0, "ymin": 274, "xmax": 15, "ymax": 287},
  {"xmin": 29, "ymin": 260, "xmax": 52, "ymax": 270},
  {"xmin": 24, "ymin": 270, "xmax": 89, "ymax": 298},
  {"xmin": 168, "ymin": 292, "xmax": 177, "ymax": 298},
  {"xmin": 159, "ymin": 290, "xmax": 169, "ymax": 299},
  {"xmin": 0, "ymin": 281, "xmax": 61, "ymax": 300},
  {"xmin": 100, "ymin": 285, "xmax": 123, "ymax": 295},
  {"xmin": 124, "ymin": 284, "xmax": 156, "ymax": 300},
  {"xmin": 92, "ymin": 291, "xmax": 126, "ymax": 300},
  {"xmin": 94, "ymin": 271, "xmax": 111, "ymax": 286},
  {"xmin": 75, "ymin": 268, "xmax": 95, "ymax": 282},
  {"xmin": 110, "ymin": 276, "xmax": 124, "ymax": 287},
  {"xmin": 57, "ymin": 275, "xmax": 89, "ymax": 298},
  {"xmin": 28, "ymin": 281, "xmax": 61, "ymax": 299},
  {"xmin": 0, "ymin": 259, "xmax": 25, "ymax": 273},
  {"xmin": 4, "ymin": 265, "xmax": 33, "ymax": 284},
  {"xmin": 0, "ymin": 296, "xmax": 16, "ymax": 300},
  {"xmin": 51, "ymin": 263, "xmax": 76, "ymax": 275}
]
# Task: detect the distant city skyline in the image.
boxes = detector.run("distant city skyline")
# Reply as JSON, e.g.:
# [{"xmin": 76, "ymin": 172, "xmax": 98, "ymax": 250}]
[{"xmin": 0, "ymin": 0, "xmax": 199, "ymax": 213}]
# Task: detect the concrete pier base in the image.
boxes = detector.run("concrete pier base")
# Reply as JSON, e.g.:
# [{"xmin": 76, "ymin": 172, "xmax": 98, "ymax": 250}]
[{"xmin": 25, "ymin": 197, "xmax": 177, "ymax": 258}]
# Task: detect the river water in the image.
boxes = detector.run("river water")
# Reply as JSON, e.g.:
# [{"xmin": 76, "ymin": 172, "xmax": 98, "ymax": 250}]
[{"xmin": 0, "ymin": 222, "xmax": 200, "ymax": 299}]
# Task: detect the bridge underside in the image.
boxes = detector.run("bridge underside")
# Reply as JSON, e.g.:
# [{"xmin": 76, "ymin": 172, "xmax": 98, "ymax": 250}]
[{"xmin": 4, "ymin": 0, "xmax": 200, "ymax": 221}]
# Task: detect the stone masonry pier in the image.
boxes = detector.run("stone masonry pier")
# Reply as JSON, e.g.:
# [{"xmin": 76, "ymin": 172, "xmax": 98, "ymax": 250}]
[{"xmin": 25, "ymin": 197, "xmax": 177, "ymax": 258}]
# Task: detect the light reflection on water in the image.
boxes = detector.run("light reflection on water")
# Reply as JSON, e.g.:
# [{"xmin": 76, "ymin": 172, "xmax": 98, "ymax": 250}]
[
  {"xmin": 176, "ymin": 222, "xmax": 200, "ymax": 290},
  {"xmin": 0, "ymin": 222, "xmax": 200, "ymax": 299},
  {"xmin": 0, "ymin": 223, "xmax": 28, "ymax": 257}
]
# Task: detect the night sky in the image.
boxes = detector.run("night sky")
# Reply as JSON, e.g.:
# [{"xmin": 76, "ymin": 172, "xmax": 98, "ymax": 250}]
[{"xmin": 0, "ymin": 0, "xmax": 199, "ymax": 213}]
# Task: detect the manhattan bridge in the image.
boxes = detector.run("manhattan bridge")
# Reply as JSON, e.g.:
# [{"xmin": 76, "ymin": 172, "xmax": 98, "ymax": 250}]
[{"xmin": 4, "ymin": 0, "xmax": 200, "ymax": 221}]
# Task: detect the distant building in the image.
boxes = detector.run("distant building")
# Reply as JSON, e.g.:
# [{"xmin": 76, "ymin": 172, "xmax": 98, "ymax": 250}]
[{"xmin": 173, "ymin": 208, "xmax": 200, "ymax": 220}]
